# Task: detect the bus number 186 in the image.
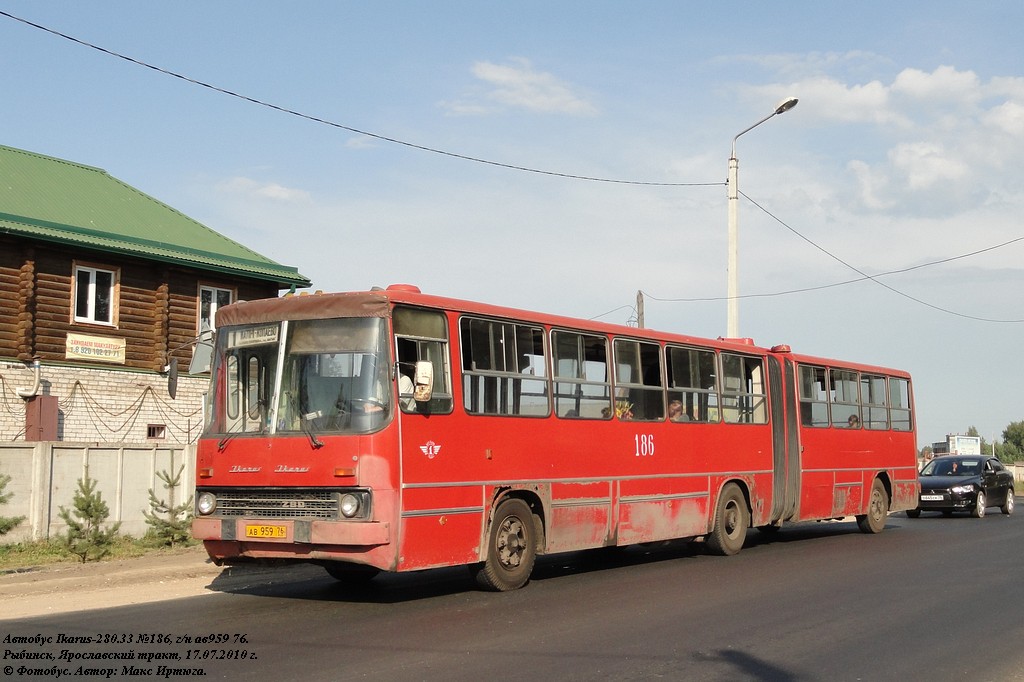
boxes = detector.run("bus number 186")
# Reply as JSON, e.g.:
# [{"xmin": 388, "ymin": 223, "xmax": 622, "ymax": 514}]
[{"xmin": 634, "ymin": 434, "xmax": 655, "ymax": 457}]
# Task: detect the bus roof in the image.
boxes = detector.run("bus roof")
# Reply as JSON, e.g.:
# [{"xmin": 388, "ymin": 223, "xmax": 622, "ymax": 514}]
[{"xmin": 216, "ymin": 284, "xmax": 910, "ymax": 379}]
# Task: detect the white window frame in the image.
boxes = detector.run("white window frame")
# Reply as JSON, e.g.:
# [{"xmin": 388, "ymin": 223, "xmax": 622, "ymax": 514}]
[
  {"xmin": 199, "ymin": 285, "xmax": 235, "ymax": 333},
  {"xmin": 72, "ymin": 262, "xmax": 119, "ymax": 326}
]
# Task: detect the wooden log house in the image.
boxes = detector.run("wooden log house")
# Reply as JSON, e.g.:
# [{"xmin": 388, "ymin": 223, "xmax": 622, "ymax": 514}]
[{"xmin": 0, "ymin": 144, "xmax": 309, "ymax": 443}]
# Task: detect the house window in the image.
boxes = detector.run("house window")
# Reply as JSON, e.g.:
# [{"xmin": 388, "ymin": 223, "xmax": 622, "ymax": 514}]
[
  {"xmin": 199, "ymin": 285, "xmax": 234, "ymax": 332},
  {"xmin": 73, "ymin": 263, "xmax": 118, "ymax": 325},
  {"xmin": 146, "ymin": 424, "xmax": 166, "ymax": 440}
]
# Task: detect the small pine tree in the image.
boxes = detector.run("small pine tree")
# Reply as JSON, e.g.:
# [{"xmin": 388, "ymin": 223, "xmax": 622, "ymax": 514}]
[
  {"xmin": 59, "ymin": 476, "xmax": 121, "ymax": 563},
  {"xmin": 0, "ymin": 473, "xmax": 26, "ymax": 536},
  {"xmin": 144, "ymin": 465, "xmax": 194, "ymax": 547}
]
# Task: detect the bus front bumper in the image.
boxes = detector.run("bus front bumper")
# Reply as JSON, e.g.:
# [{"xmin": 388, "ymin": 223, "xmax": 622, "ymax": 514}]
[{"xmin": 192, "ymin": 517, "xmax": 391, "ymax": 546}]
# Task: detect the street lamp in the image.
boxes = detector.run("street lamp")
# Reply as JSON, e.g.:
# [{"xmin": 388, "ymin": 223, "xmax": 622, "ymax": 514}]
[{"xmin": 726, "ymin": 96, "xmax": 798, "ymax": 338}]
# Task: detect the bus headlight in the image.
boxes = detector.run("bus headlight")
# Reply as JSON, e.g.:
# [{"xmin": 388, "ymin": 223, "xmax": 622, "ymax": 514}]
[
  {"xmin": 197, "ymin": 492, "xmax": 217, "ymax": 515},
  {"xmin": 340, "ymin": 493, "xmax": 362, "ymax": 518}
]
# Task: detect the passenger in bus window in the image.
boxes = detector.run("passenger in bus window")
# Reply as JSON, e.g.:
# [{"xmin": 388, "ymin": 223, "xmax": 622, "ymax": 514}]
[
  {"xmin": 847, "ymin": 414, "xmax": 860, "ymax": 428},
  {"xmin": 669, "ymin": 400, "xmax": 690, "ymax": 422}
]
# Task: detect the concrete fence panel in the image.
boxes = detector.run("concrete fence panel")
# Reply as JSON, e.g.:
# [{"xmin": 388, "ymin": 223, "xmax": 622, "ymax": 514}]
[{"xmin": 0, "ymin": 442, "xmax": 196, "ymax": 543}]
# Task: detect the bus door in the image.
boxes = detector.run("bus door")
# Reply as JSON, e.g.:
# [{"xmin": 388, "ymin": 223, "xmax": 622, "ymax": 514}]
[
  {"xmin": 767, "ymin": 356, "xmax": 801, "ymax": 524},
  {"xmin": 392, "ymin": 307, "xmax": 477, "ymax": 569}
]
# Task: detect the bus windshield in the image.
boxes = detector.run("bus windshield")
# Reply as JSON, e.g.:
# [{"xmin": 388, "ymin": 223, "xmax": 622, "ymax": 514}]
[{"xmin": 205, "ymin": 317, "xmax": 392, "ymax": 437}]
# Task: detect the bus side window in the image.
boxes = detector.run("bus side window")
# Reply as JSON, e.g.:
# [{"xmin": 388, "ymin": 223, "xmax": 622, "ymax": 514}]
[
  {"xmin": 829, "ymin": 369, "xmax": 860, "ymax": 428},
  {"xmin": 798, "ymin": 365, "xmax": 829, "ymax": 427},
  {"xmin": 889, "ymin": 377, "xmax": 913, "ymax": 431},
  {"xmin": 394, "ymin": 307, "xmax": 453, "ymax": 415},
  {"xmin": 666, "ymin": 345, "xmax": 718, "ymax": 422},
  {"xmin": 613, "ymin": 339, "xmax": 664, "ymax": 421},
  {"xmin": 460, "ymin": 317, "xmax": 549, "ymax": 417},
  {"xmin": 552, "ymin": 330, "xmax": 611, "ymax": 420},
  {"xmin": 861, "ymin": 374, "xmax": 889, "ymax": 430},
  {"xmin": 721, "ymin": 353, "xmax": 767, "ymax": 424}
]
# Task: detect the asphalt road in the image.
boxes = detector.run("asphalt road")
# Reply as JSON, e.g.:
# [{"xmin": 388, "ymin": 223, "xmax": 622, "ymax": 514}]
[{"xmin": 3, "ymin": 510, "xmax": 1022, "ymax": 681}]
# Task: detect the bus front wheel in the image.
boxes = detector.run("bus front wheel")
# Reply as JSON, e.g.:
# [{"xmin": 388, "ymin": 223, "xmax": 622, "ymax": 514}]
[
  {"xmin": 706, "ymin": 483, "xmax": 749, "ymax": 556},
  {"xmin": 472, "ymin": 498, "xmax": 537, "ymax": 591},
  {"xmin": 856, "ymin": 478, "xmax": 889, "ymax": 533}
]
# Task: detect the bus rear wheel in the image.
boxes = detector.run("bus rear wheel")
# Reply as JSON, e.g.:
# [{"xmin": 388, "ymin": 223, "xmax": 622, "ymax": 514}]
[
  {"xmin": 856, "ymin": 478, "xmax": 889, "ymax": 533},
  {"xmin": 706, "ymin": 483, "xmax": 748, "ymax": 556},
  {"xmin": 472, "ymin": 498, "xmax": 537, "ymax": 591}
]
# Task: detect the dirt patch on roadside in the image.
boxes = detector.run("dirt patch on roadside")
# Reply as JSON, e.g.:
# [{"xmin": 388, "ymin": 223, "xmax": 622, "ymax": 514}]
[
  {"xmin": 0, "ymin": 545, "xmax": 331, "ymax": 620},
  {"xmin": 0, "ymin": 545, "xmax": 220, "ymax": 619}
]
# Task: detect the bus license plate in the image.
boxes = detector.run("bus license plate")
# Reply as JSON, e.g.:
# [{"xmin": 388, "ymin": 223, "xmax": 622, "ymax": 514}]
[
  {"xmin": 245, "ymin": 524, "xmax": 288, "ymax": 539},
  {"xmin": 920, "ymin": 494, "xmax": 944, "ymax": 501}
]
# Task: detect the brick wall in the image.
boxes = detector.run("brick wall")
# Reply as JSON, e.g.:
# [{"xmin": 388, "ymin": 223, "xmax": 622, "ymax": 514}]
[{"xmin": 0, "ymin": 360, "xmax": 208, "ymax": 445}]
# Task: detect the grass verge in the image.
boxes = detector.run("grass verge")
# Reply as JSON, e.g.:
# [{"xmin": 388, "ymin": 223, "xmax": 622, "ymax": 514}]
[{"xmin": 0, "ymin": 536, "xmax": 197, "ymax": 571}]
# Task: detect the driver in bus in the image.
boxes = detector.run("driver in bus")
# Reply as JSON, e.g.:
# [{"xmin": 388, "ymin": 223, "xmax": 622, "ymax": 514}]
[{"xmin": 397, "ymin": 365, "xmax": 416, "ymax": 412}]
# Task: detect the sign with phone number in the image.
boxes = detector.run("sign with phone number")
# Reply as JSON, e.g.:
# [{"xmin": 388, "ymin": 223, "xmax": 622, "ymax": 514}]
[{"xmin": 65, "ymin": 332, "xmax": 127, "ymax": 364}]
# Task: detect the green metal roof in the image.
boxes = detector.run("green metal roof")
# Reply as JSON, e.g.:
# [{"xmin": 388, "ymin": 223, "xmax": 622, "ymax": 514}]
[{"xmin": 0, "ymin": 144, "xmax": 310, "ymax": 288}]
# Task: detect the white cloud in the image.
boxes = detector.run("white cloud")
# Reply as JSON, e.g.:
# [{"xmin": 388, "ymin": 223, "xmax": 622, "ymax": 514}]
[
  {"xmin": 442, "ymin": 57, "xmax": 597, "ymax": 116},
  {"xmin": 847, "ymin": 159, "xmax": 894, "ymax": 210},
  {"xmin": 891, "ymin": 65, "xmax": 981, "ymax": 102},
  {"xmin": 984, "ymin": 101, "xmax": 1024, "ymax": 137},
  {"xmin": 344, "ymin": 136, "xmax": 378, "ymax": 149},
  {"xmin": 216, "ymin": 177, "xmax": 311, "ymax": 203},
  {"xmin": 739, "ymin": 64, "xmax": 1024, "ymax": 215},
  {"xmin": 438, "ymin": 99, "xmax": 492, "ymax": 116},
  {"xmin": 889, "ymin": 142, "xmax": 968, "ymax": 190},
  {"xmin": 717, "ymin": 50, "xmax": 895, "ymax": 81}
]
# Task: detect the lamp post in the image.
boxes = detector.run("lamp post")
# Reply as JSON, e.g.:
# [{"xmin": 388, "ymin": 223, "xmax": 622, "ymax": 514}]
[{"xmin": 726, "ymin": 96, "xmax": 798, "ymax": 338}]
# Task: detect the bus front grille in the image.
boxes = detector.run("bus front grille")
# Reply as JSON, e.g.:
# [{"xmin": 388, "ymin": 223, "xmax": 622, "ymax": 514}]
[{"xmin": 213, "ymin": 489, "xmax": 340, "ymax": 519}]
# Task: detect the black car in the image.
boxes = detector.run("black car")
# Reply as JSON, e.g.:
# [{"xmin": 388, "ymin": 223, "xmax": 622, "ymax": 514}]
[{"xmin": 908, "ymin": 455, "xmax": 1015, "ymax": 518}]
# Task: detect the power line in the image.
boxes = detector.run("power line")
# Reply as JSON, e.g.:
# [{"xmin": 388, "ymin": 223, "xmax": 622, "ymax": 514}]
[
  {"xmin": 0, "ymin": 10, "xmax": 720, "ymax": 189},
  {"xmin": 741, "ymin": 192, "xmax": 1024, "ymax": 323},
  {"xmin": 646, "ymin": 198, "xmax": 1024, "ymax": 323},
  {"xmin": 5, "ymin": 11, "xmax": 1020, "ymax": 323}
]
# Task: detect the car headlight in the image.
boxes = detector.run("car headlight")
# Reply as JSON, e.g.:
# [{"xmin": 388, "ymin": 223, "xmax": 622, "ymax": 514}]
[
  {"xmin": 197, "ymin": 492, "xmax": 217, "ymax": 515},
  {"xmin": 340, "ymin": 493, "xmax": 362, "ymax": 518},
  {"xmin": 951, "ymin": 484, "xmax": 976, "ymax": 494}
]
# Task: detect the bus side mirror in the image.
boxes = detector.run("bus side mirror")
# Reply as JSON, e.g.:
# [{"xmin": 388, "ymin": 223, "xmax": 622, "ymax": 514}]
[
  {"xmin": 413, "ymin": 361, "xmax": 433, "ymax": 402},
  {"xmin": 166, "ymin": 358, "xmax": 179, "ymax": 400}
]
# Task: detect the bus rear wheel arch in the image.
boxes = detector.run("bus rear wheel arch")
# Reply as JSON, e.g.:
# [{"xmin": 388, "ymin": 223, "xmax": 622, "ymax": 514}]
[
  {"xmin": 706, "ymin": 482, "xmax": 750, "ymax": 556},
  {"xmin": 472, "ymin": 497, "xmax": 541, "ymax": 591}
]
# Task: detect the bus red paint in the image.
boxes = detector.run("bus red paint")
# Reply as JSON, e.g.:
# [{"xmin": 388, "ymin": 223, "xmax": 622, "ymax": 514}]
[{"xmin": 192, "ymin": 285, "xmax": 919, "ymax": 590}]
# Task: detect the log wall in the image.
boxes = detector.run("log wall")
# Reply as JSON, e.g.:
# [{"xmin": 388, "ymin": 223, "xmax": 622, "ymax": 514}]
[{"xmin": 0, "ymin": 234, "xmax": 280, "ymax": 371}]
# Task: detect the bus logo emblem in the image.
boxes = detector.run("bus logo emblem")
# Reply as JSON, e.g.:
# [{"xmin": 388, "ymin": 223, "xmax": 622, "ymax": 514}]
[{"xmin": 420, "ymin": 441, "xmax": 442, "ymax": 459}]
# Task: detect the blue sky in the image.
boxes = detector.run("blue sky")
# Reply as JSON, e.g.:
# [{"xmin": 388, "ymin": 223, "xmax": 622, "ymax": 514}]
[{"xmin": 2, "ymin": 2, "xmax": 1022, "ymax": 449}]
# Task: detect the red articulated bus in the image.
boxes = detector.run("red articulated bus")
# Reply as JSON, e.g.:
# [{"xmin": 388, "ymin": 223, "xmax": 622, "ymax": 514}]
[{"xmin": 191, "ymin": 284, "xmax": 919, "ymax": 590}]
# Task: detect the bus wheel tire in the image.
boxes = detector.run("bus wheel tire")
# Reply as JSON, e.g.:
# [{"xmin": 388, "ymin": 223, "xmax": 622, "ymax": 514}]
[
  {"xmin": 706, "ymin": 483, "xmax": 748, "ymax": 556},
  {"xmin": 856, "ymin": 479, "xmax": 889, "ymax": 533},
  {"xmin": 473, "ymin": 498, "xmax": 537, "ymax": 591}
]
